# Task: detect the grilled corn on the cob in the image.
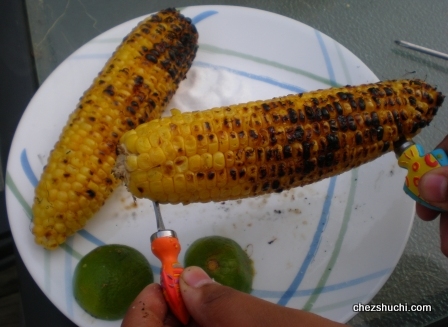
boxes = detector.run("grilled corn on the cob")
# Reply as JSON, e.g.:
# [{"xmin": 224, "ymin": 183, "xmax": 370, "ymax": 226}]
[
  {"xmin": 32, "ymin": 8, "xmax": 198, "ymax": 249},
  {"xmin": 115, "ymin": 79, "xmax": 444, "ymax": 205}
]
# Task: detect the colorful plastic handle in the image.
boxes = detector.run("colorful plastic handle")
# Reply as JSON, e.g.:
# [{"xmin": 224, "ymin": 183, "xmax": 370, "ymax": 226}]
[
  {"xmin": 397, "ymin": 143, "xmax": 448, "ymax": 212},
  {"xmin": 151, "ymin": 236, "xmax": 190, "ymax": 325}
]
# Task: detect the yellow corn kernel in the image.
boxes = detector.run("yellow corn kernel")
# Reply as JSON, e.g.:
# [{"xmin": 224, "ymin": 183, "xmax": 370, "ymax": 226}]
[
  {"xmin": 161, "ymin": 140, "xmax": 177, "ymax": 160},
  {"xmin": 220, "ymin": 187, "xmax": 231, "ymax": 199},
  {"xmin": 136, "ymin": 136, "xmax": 152, "ymax": 153},
  {"xmin": 196, "ymin": 171, "xmax": 207, "ymax": 190},
  {"xmin": 148, "ymin": 147, "xmax": 166, "ymax": 167},
  {"xmin": 173, "ymin": 174, "xmax": 187, "ymax": 194},
  {"xmin": 148, "ymin": 132, "xmax": 161, "ymax": 148},
  {"xmin": 125, "ymin": 154, "xmax": 138, "ymax": 171},
  {"xmin": 206, "ymin": 171, "xmax": 217, "ymax": 190},
  {"xmin": 56, "ymin": 191, "xmax": 69, "ymax": 202},
  {"xmin": 231, "ymin": 185, "xmax": 242, "ymax": 197},
  {"xmin": 48, "ymin": 189, "xmax": 58, "ymax": 202},
  {"xmin": 184, "ymin": 135, "xmax": 197, "ymax": 157},
  {"xmin": 213, "ymin": 152, "xmax": 225, "ymax": 170},
  {"xmin": 216, "ymin": 169, "xmax": 227, "ymax": 187},
  {"xmin": 172, "ymin": 136, "xmax": 185, "ymax": 156},
  {"xmin": 199, "ymin": 189, "xmax": 211, "ymax": 201},
  {"xmin": 191, "ymin": 120, "xmax": 203, "ymax": 135},
  {"xmin": 241, "ymin": 185, "xmax": 252, "ymax": 197},
  {"xmin": 167, "ymin": 193, "xmax": 179, "ymax": 204},
  {"xmin": 189, "ymin": 154, "xmax": 202, "ymax": 172},
  {"xmin": 217, "ymin": 131, "xmax": 229, "ymax": 153},
  {"xmin": 162, "ymin": 161, "xmax": 175, "ymax": 177},
  {"xmin": 162, "ymin": 177, "xmax": 175, "ymax": 195},
  {"xmin": 179, "ymin": 123, "xmax": 192, "ymax": 136},
  {"xmin": 229, "ymin": 131, "xmax": 239, "ymax": 151},
  {"xmin": 226, "ymin": 168, "xmax": 239, "ymax": 187},
  {"xmin": 259, "ymin": 129, "xmax": 270, "ymax": 147},
  {"xmin": 208, "ymin": 133, "xmax": 219, "ymax": 153},
  {"xmin": 201, "ymin": 153, "xmax": 213, "ymax": 170},
  {"xmin": 147, "ymin": 170, "xmax": 163, "ymax": 182},
  {"xmin": 149, "ymin": 180, "xmax": 164, "ymax": 196},
  {"xmin": 196, "ymin": 134, "xmax": 208, "ymax": 154},
  {"xmin": 137, "ymin": 153, "xmax": 153, "ymax": 170},
  {"xmin": 185, "ymin": 171, "xmax": 197, "ymax": 191},
  {"xmin": 122, "ymin": 131, "xmax": 138, "ymax": 153}
]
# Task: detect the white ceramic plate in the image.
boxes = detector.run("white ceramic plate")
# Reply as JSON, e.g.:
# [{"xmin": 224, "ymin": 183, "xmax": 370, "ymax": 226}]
[{"xmin": 6, "ymin": 5, "xmax": 414, "ymax": 326}]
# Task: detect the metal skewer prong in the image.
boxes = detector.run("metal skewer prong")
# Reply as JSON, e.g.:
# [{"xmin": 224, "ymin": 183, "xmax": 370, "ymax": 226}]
[
  {"xmin": 152, "ymin": 201, "xmax": 165, "ymax": 231},
  {"xmin": 394, "ymin": 40, "xmax": 448, "ymax": 60}
]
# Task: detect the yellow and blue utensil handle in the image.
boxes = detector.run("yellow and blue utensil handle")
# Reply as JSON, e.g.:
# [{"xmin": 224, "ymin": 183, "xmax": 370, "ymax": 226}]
[{"xmin": 397, "ymin": 143, "xmax": 448, "ymax": 212}]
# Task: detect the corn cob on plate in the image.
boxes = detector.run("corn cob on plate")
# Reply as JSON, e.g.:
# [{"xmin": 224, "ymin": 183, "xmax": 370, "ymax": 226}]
[
  {"xmin": 115, "ymin": 79, "xmax": 443, "ymax": 205},
  {"xmin": 29, "ymin": 8, "xmax": 198, "ymax": 250},
  {"xmin": 5, "ymin": 6, "xmax": 445, "ymax": 326}
]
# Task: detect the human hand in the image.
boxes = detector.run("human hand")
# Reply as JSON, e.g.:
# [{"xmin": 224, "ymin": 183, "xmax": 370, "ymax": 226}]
[
  {"xmin": 416, "ymin": 135, "xmax": 448, "ymax": 256},
  {"xmin": 121, "ymin": 266, "xmax": 344, "ymax": 327}
]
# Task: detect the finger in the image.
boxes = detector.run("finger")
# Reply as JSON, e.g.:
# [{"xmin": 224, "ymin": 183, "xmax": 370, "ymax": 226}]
[
  {"xmin": 416, "ymin": 202, "xmax": 440, "ymax": 221},
  {"xmin": 414, "ymin": 137, "xmax": 448, "ymax": 219},
  {"xmin": 419, "ymin": 169, "xmax": 448, "ymax": 203},
  {"xmin": 417, "ymin": 168, "xmax": 448, "ymax": 212},
  {"xmin": 435, "ymin": 134, "xmax": 448, "ymax": 152},
  {"xmin": 180, "ymin": 266, "xmax": 343, "ymax": 327},
  {"xmin": 164, "ymin": 314, "xmax": 184, "ymax": 327},
  {"xmin": 121, "ymin": 283, "xmax": 180, "ymax": 327},
  {"xmin": 440, "ymin": 213, "xmax": 448, "ymax": 257}
]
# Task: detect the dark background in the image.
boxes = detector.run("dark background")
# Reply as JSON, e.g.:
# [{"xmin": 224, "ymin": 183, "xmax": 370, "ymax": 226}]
[
  {"xmin": 1, "ymin": 1, "xmax": 447, "ymax": 326},
  {"xmin": 0, "ymin": 1, "xmax": 77, "ymax": 326}
]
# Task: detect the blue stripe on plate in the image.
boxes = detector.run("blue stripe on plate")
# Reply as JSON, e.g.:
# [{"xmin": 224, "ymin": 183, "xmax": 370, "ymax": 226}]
[
  {"xmin": 77, "ymin": 229, "xmax": 106, "ymax": 246},
  {"xmin": 277, "ymin": 176, "xmax": 337, "ymax": 306},
  {"xmin": 275, "ymin": 29, "xmax": 340, "ymax": 306},
  {"xmin": 315, "ymin": 30, "xmax": 336, "ymax": 84},
  {"xmin": 191, "ymin": 10, "xmax": 218, "ymax": 25},
  {"xmin": 253, "ymin": 267, "xmax": 392, "ymax": 298},
  {"xmin": 21, "ymin": 149, "xmax": 38, "ymax": 187},
  {"xmin": 65, "ymin": 237, "xmax": 74, "ymax": 317}
]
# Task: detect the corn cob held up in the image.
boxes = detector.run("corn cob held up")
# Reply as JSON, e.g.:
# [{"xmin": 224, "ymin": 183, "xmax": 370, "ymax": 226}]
[
  {"xmin": 114, "ymin": 79, "xmax": 444, "ymax": 205},
  {"xmin": 32, "ymin": 8, "xmax": 198, "ymax": 249}
]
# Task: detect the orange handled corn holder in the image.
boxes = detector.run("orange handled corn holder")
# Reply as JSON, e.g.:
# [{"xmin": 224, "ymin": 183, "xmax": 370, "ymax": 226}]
[{"xmin": 150, "ymin": 202, "xmax": 190, "ymax": 325}]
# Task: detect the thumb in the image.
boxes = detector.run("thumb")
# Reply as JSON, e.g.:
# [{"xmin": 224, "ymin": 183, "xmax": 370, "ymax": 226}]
[
  {"xmin": 180, "ymin": 266, "xmax": 342, "ymax": 327},
  {"xmin": 418, "ymin": 168, "xmax": 448, "ymax": 214},
  {"xmin": 121, "ymin": 283, "xmax": 167, "ymax": 327}
]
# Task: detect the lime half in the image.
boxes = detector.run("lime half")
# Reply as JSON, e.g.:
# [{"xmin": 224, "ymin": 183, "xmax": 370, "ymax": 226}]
[
  {"xmin": 184, "ymin": 236, "xmax": 254, "ymax": 293},
  {"xmin": 73, "ymin": 244, "xmax": 153, "ymax": 320}
]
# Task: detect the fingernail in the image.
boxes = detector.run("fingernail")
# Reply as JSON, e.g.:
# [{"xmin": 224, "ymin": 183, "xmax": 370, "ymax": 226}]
[
  {"xmin": 181, "ymin": 266, "xmax": 214, "ymax": 288},
  {"xmin": 421, "ymin": 173, "xmax": 448, "ymax": 202}
]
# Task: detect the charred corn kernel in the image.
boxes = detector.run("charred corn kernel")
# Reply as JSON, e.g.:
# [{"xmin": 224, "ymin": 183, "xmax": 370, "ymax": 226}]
[
  {"xmin": 174, "ymin": 156, "xmax": 189, "ymax": 173},
  {"xmin": 115, "ymin": 79, "xmax": 445, "ymax": 204},
  {"xmin": 216, "ymin": 169, "xmax": 227, "ymax": 187},
  {"xmin": 32, "ymin": 8, "xmax": 198, "ymax": 249},
  {"xmin": 162, "ymin": 161, "xmax": 175, "ymax": 177}
]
